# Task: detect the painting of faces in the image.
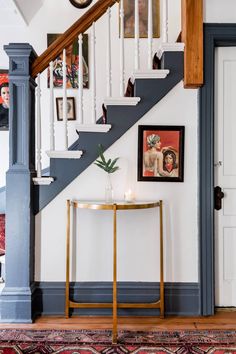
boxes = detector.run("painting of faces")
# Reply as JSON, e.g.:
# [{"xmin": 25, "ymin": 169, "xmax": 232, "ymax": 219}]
[
  {"xmin": 123, "ymin": 0, "xmax": 160, "ymax": 38},
  {"xmin": 0, "ymin": 70, "xmax": 9, "ymax": 131},
  {"xmin": 138, "ymin": 125, "xmax": 185, "ymax": 182},
  {"xmin": 47, "ymin": 33, "xmax": 89, "ymax": 89}
]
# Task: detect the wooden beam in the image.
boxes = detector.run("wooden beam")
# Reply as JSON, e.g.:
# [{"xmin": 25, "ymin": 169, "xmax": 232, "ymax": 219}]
[{"xmin": 181, "ymin": 0, "xmax": 203, "ymax": 88}]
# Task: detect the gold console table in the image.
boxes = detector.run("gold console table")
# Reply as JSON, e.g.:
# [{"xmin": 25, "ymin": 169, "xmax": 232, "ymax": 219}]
[{"xmin": 65, "ymin": 200, "xmax": 164, "ymax": 343}]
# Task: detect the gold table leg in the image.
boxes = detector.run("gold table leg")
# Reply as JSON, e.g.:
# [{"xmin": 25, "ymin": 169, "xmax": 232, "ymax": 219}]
[
  {"xmin": 159, "ymin": 200, "xmax": 164, "ymax": 318},
  {"xmin": 112, "ymin": 204, "xmax": 117, "ymax": 344},
  {"xmin": 65, "ymin": 200, "xmax": 71, "ymax": 318}
]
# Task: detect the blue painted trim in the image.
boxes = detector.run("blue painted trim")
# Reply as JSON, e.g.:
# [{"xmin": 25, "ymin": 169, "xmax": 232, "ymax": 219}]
[
  {"xmin": 0, "ymin": 43, "xmax": 37, "ymax": 323},
  {"xmin": 33, "ymin": 282, "xmax": 200, "ymax": 317},
  {"xmin": 199, "ymin": 24, "xmax": 236, "ymax": 316},
  {"xmin": 36, "ymin": 51, "xmax": 183, "ymax": 213},
  {"xmin": 0, "ymin": 166, "xmax": 49, "ymax": 215},
  {"xmin": 0, "ymin": 283, "xmax": 37, "ymax": 323}
]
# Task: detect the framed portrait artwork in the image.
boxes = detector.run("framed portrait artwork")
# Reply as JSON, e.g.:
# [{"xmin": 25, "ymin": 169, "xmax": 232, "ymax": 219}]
[
  {"xmin": 122, "ymin": 0, "xmax": 160, "ymax": 38},
  {"xmin": 56, "ymin": 97, "xmax": 76, "ymax": 121},
  {"xmin": 47, "ymin": 33, "xmax": 89, "ymax": 89},
  {"xmin": 138, "ymin": 125, "xmax": 185, "ymax": 182},
  {"xmin": 0, "ymin": 70, "xmax": 9, "ymax": 131}
]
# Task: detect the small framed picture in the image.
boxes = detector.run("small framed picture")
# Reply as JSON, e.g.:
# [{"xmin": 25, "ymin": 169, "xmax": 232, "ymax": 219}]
[
  {"xmin": 56, "ymin": 97, "xmax": 76, "ymax": 121},
  {"xmin": 138, "ymin": 125, "xmax": 185, "ymax": 182}
]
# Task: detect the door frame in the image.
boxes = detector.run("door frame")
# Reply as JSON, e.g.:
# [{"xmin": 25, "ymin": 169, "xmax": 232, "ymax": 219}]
[{"xmin": 200, "ymin": 23, "xmax": 236, "ymax": 315}]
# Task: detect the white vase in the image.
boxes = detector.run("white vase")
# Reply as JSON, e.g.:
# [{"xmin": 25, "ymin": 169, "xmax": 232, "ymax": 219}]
[{"xmin": 105, "ymin": 173, "xmax": 114, "ymax": 203}]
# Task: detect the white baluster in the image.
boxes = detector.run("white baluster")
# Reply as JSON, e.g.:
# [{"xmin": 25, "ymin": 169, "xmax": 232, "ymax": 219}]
[
  {"xmin": 148, "ymin": 0, "xmax": 153, "ymax": 69},
  {"xmin": 63, "ymin": 49, "xmax": 68, "ymax": 149},
  {"xmin": 134, "ymin": 0, "xmax": 140, "ymax": 70},
  {"xmin": 91, "ymin": 22, "xmax": 96, "ymax": 124},
  {"xmin": 36, "ymin": 74, "xmax": 42, "ymax": 178},
  {"xmin": 49, "ymin": 61, "xmax": 55, "ymax": 151},
  {"xmin": 107, "ymin": 7, "xmax": 112, "ymax": 97},
  {"xmin": 163, "ymin": 0, "xmax": 168, "ymax": 43},
  {"xmin": 78, "ymin": 34, "xmax": 84, "ymax": 124},
  {"xmin": 120, "ymin": 0, "xmax": 125, "ymax": 96},
  {"xmin": 33, "ymin": 73, "xmax": 54, "ymax": 185}
]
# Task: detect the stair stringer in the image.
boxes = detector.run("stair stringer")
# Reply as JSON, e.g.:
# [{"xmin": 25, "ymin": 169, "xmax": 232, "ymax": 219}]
[{"xmin": 35, "ymin": 51, "xmax": 183, "ymax": 213}]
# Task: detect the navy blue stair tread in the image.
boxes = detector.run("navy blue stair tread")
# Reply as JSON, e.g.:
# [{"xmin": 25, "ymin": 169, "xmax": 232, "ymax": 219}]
[{"xmin": 35, "ymin": 51, "xmax": 183, "ymax": 213}]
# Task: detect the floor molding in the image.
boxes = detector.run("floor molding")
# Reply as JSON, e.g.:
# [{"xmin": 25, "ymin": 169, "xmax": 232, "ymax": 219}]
[{"xmin": 33, "ymin": 281, "xmax": 200, "ymax": 317}]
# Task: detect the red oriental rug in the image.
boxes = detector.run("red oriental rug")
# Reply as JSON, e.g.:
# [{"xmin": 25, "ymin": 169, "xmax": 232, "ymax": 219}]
[
  {"xmin": 0, "ymin": 329, "xmax": 236, "ymax": 353},
  {"xmin": 0, "ymin": 214, "xmax": 5, "ymax": 255}
]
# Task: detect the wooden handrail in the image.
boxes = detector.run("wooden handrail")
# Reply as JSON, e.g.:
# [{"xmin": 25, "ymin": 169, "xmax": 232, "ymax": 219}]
[
  {"xmin": 31, "ymin": 0, "xmax": 119, "ymax": 78},
  {"xmin": 32, "ymin": 0, "xmax": 203, "ymax": 87}
]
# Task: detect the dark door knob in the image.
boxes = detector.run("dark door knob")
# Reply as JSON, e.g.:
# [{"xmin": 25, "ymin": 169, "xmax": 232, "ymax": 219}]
[{"xmin": 214, "ymin": 186, "xmax": 224, "ymax": 211}]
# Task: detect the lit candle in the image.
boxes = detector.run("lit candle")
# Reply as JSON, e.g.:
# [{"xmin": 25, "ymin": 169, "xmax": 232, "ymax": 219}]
[{"xmin": 124, "ymin": 189, "xmax": 135, "ymax": 203}]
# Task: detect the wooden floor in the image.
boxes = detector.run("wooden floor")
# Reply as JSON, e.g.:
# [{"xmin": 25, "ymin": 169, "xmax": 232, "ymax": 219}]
[{"xmin": 0, "ymin": 312, "xmax": 236, "ymax": 331}]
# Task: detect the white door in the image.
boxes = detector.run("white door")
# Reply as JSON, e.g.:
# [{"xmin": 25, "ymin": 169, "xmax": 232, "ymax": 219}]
[{"xmin": 215, "ymin": 47, "xmax": 236, "ymax": 307}]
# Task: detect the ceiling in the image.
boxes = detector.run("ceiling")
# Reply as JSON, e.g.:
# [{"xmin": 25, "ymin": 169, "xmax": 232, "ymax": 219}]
[{"xmin": 0, "ymin": 0, "xmax": 44, "ymax": 26}]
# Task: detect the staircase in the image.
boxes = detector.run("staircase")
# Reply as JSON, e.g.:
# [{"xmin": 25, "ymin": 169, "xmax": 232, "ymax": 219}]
[
  {"xmin": 4, "ymin": 0, "xmax": 188, "ymax": 213},
  {"xmin": 0, "ymin": 0, "xmax": 203, "ymax": 323},
  {"xmin": 36, "ymin": 49, "xmax": 183, "ymax": 212}
]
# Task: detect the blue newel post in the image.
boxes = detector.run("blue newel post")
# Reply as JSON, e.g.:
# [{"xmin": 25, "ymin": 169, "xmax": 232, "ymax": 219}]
[{"xmin": 0, "ymin": 44, "xmax": 37, "ymax": 322}]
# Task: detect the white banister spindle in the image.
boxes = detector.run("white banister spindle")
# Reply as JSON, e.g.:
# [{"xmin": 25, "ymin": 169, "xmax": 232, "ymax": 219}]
[
  {"xmin": 49, "ymin": 61, "xmax": 55, "ymax": 151},
  {"xmin": 36, "ymin": 74, "xmax": 42, "ymax": 178},
  {"xmin": 63, "ymin": 49, "xmax": 68, "ymax": 149},
  {"xmin": 106, "ymin": 7, "xmax": 112, "ymax": 97},
  {"xmin": 78, "ymin": 34, "xmax": 84, "ymax": 124},
  {"xmin": 163, "ymin": 0, "xmax": 169, "ymax": 43},
  {"xmin": 91, "ymin": 22, "xmax": 96, "ymax": 124},
  {"xmin": 134, "ymin": 0, "xmax": 140, "ymax": 70},
  {"xmin": 148, "ymin": 0, "xmax": 153, "ymax": 69},
  {"xmin": 119, "ymin": 0, "xmax": 125, "ymax": 96}
]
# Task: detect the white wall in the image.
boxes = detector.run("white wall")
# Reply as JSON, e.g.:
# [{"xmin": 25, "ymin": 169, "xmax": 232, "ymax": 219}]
[
  {"xmin": 204, "ymin": 0, "xmax": 236, "ymax": 23},
  {"xmin": 0, "ymin": 132, "xmax": 9, "ymax": 187},
  {"xmin": 14, "ymin": 0, "xmax": 45, "ymax": 25},
  {"xmin": 35, "ymin": 83, "xmax": 198, "ymax": 282}
]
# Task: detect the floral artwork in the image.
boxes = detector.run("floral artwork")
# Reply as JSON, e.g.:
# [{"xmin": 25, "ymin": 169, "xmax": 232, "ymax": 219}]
[
  {"xmin": 138, "ymin": 125, "xmax": 185, "ymax": 182},
  {"xmin": 47, "ymin": 33, "xmax": 89, "ymax": 89}
]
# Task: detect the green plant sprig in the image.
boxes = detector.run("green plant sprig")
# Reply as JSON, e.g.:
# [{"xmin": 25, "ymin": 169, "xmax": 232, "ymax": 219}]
[{"xmin": 94, "ymin": 144, "xmax": 119, "ymax": 174}]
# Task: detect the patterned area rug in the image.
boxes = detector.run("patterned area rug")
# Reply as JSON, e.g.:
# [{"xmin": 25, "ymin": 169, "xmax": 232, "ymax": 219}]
[
  {"xmin": 0, "ymin": 329, "xmax": 236, "ymax": 353},
  {"xmin": 0, "ymin": 214, "xmax": 5, "ymax": 256}
]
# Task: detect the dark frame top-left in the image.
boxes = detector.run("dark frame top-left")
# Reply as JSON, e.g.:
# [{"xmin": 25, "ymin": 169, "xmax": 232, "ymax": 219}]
[{"xmin": 69, "ymin": 0, "xmax": 93, "ymax": 9}]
